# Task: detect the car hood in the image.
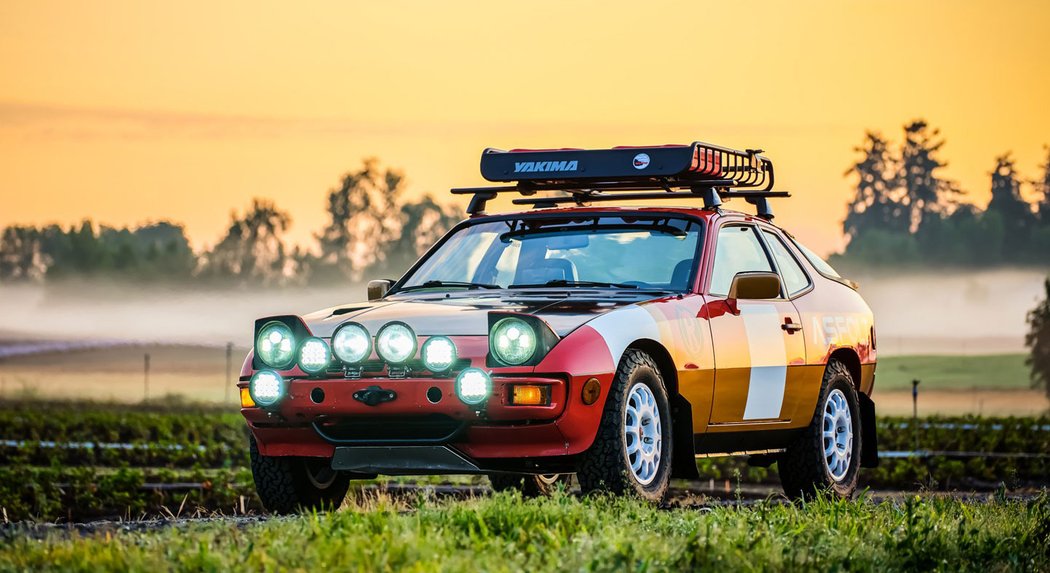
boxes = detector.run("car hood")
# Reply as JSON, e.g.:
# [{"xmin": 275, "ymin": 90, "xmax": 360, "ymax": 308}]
[{"xmin": 300, "ymin": 290, "xmax": 661, "ymax": 338}]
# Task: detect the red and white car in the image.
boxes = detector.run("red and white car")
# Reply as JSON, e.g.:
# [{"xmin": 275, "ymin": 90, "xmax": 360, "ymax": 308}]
[{"xmin": 240, "ymin": 142, "xmax": 878, "ymax": 512}]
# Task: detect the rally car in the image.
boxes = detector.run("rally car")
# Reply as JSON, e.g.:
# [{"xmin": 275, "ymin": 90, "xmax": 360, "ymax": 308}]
[{"xmin": 239, "ymin": 142, "xmax": 878, "ymax": 513}]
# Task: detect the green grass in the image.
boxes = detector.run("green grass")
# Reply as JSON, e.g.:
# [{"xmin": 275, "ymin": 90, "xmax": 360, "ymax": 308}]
[
  {"xmin": 0, "ymin": 492, "xmax": 1047, "ymax": 572},
  {"xmin": 877, "ymin": 354, "xmax": 1031, "ymax": 390}
]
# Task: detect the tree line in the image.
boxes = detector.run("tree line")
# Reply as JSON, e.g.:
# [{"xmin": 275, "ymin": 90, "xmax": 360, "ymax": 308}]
[
  {"xmin": 0, "ymin": 159, "xmax": 462, "ymax": 287},
  {"xmin": 834, "ymin": 120, "xmax": 1050, "ymax": 269}
]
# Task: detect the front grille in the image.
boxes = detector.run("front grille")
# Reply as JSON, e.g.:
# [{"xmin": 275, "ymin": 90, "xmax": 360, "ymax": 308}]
[{"xmin": 312, "ymin": 414, "xmax": 465, "ymax": 445}]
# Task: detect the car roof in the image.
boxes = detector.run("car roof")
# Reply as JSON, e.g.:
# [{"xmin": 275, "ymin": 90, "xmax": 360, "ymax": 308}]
[{"xmin": 468, "ymin": 205, "xmax": 778, "ymax": 228}]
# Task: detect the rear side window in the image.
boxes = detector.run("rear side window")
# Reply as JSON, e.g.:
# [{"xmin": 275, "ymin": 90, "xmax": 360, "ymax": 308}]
[
  {"xmin": 791, "ymin": 238, "xmax": 842, "ymax": 278},
  {"xmin": 709, "ymin": 225, "xmax": 773, "ymax": 296},
  {"xmin": 762, "ymin": 230, "xmax": 811, "ymax": 296}
]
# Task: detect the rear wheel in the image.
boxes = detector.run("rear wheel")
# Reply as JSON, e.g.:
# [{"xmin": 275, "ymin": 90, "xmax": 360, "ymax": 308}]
[
  {"xmin": 577, "ymin": 349, "xmax": 673, "ymax": 502},
  {"xmin": 488, "ymin": 473, "xmax": 572, "ymax": 497},
  {"xmin": 777, "ymin": 360, "xmax": 862, "ymax": 500},
  {"xmin": 249, "ymin": 434, "xmax": 352, "ymax": 514}
]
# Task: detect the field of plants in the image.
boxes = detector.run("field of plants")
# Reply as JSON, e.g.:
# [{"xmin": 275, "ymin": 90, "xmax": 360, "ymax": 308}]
[{"xmin": 0, "ymin": 399, "xmax": 1047, "ymax": 522}]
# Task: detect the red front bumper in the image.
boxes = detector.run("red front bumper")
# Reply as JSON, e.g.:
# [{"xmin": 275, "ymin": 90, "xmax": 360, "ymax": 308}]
[{"xmin": 242, "ymin": 371, "xmax": 612, "ymax": 462}]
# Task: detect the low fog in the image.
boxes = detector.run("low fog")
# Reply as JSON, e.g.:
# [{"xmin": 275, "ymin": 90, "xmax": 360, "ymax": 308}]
[{"xmin": 0, "ymin": 269, "xmax": 1045, "ymax": 356}]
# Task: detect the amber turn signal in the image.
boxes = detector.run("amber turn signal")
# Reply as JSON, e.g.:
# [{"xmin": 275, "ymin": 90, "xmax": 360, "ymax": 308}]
[
  {"xmin": 240, "ymin": 387, "xmax": 256, "ymax": 408},
  {"xmin": 581, "ymin": 377, "xmax": 601, "ymax": 405},
  {"xmin": 510, "ymin": 384, "xmax": 550, "ymax": 406}
]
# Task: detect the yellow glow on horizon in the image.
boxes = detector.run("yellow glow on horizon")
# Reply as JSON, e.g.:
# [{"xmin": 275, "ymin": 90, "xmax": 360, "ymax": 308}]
[{"xmin": 1, "ymin": 0, "xmax": 1048, "ymax": 255}]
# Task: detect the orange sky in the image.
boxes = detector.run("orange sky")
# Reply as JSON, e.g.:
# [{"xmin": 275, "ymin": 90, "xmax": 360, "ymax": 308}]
[{"xmin": 1, "ymin": 0, "xmax": 1048, "ymax": 255}]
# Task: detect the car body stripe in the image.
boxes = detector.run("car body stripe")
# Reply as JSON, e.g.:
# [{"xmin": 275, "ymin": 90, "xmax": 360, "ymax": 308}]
[
  {"xmin": 740, "ymin": 304, "xmax": 788, "ymax": 420},
  {"xmin": 585, "ymin": 305, "xmax": 662, "ymax": 365}
]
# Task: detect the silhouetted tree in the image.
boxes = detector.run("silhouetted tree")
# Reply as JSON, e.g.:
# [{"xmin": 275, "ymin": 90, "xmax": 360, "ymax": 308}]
[
  {"xmin": 378, "ymin": 194, "xmax": 464, "ymax": 278},
  {"xmin": 1026, "ymin": 277, "xmax": 1050, "ymax": 399},
  {"xmin": 314, "ymin": 159, "xmax": 404, "ymax": 282},
  {"xmin": 844, "ymin": 132, "xmax": 908, "ymax": 238},
  {"xmin": 202, "ymin": 199, "xmax": 292, "ymax": 285},
  {"xmin": 0, "ymin": 226, "xmax": 47, "ymax": 281},
  {"xmin": 985, "ymin": 153, "xmax": 1037, "ymax": 261},
  {"xmin": 899, "ymin": 120, "xmax": 961, "ymax": 233}
]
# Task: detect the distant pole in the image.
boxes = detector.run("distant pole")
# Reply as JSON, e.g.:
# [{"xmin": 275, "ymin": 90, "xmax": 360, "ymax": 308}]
[
  {"xmin": 911, "ymin": 379, "xmax": 920, "ymax": 452},
  {"xmin": 911, "ymin": 379, "xmax": 919, "ymax": 419},
  {"xmin": 225, "ymin": 342, "xmax": 233, "ymax": 405},
  {"xmin": 144, "ymin": 353, "xmax": 151, "ymax": 403}
]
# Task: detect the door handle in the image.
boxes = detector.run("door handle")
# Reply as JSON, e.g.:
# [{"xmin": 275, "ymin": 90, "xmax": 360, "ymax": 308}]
[{"xmin": 781, "ymin": 320, "xmax": 802, "ymax": 333}]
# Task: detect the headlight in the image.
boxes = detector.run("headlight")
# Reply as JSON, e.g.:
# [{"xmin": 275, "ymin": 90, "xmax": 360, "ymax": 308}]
[
  {"xmin": 298, "ymin": 337, "xmax": 331, "ymax": 374},
  {"xmin": 490, "ymin": 317, "xmax": 537, "ymax": 365},
  {"xmin": 376, "ymin": 322, "xmax": 417, "ymax": 363},
  {"xmin": 256, "ymin": 321, "xmax": 295, "ymax": 369},
  {"xmin": 456, "ymin": 368, "xmax": 491, "ymax": 405},
  {"xmin": 249, "ymin": 370, "xmax": 285, "ymax": 407},
  {"xmin": 332, "ymin": 323, "xmax": 371, "ymax": 364},
  {"xmin": 422, "ymin": 336, "xmax": 457, "ymax": 372}
]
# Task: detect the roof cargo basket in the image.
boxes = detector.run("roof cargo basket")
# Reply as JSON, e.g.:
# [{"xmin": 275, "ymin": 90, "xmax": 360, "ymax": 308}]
[{"xmin": 452, "ymin": 141, "xmax": 789, "ymax": 220}]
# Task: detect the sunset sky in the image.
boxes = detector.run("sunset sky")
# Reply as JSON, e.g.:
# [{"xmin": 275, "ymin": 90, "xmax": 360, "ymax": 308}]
[{"xmin": 1, "ymin": 0, "xmax": 1048, "ymax": 255}]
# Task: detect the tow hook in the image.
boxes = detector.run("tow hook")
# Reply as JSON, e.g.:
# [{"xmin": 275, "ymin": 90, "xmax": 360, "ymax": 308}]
[{"xmin": 353, "ymin": 385, "xmax": 397, "ymax": 406}]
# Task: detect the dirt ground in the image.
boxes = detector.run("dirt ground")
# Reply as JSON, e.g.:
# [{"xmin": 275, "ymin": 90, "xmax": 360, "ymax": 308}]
[{"xmin": 874, "ymin": 389, "xmax": 1048, "ymax": 416}]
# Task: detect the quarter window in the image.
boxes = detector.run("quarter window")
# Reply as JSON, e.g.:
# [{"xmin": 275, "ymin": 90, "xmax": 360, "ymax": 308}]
[
  {"xmin": 709, "ymin": 225, "xmax": 774, "ymax": 296},
  {"xmin": 762, "ymin": 230, "xmax": 811, "ymax": 296}
]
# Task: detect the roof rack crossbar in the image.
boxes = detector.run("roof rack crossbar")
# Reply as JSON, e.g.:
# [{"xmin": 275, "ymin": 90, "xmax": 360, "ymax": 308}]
[{"xmin": 510, "ymin": 190, "xmax": 791, "ymax": 213}]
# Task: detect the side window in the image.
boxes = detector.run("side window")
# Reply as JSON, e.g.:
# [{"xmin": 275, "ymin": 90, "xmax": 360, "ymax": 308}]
[
  {"xmin": 791, "ymin": 238, "xmax": 842, "ymax": 278},
  {"xmin": 762, "ymin": 230, "xmax": 811, "ymax": 296},
  {"xmin": 709, "ymin": 225, "xmax": 774, "ymax": 296}
]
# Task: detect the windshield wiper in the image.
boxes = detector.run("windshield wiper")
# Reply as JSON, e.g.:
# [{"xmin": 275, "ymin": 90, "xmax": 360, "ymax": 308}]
[
  {"xmin": 398, "ymin": 280, "xmax": 500, "ymax": 292},
  {"xmin": 509, "ymin": 279, "xmax": 639, "ymax": 289}
]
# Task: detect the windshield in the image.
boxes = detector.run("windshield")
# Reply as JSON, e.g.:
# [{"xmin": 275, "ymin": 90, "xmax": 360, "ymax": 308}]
[{"xmin": 396, "ymin": 215, "xmax": 703, "ymax": 292}]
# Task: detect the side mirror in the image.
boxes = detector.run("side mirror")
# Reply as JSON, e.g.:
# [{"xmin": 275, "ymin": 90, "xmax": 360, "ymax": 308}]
[
  {"xmin": 367, "ymin": 279, "xmax": 394, "ymax": 301},
  {"xmin": 728, "ymin": 271, "xmax": 781, "ymax": 300}
]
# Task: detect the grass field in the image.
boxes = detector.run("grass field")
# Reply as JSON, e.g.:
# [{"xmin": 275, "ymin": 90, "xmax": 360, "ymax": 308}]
[
  {"xmin": 1, "ymin": 492, "xmax": 1047, "ymax": 572},
  {"xmin": 875, "ymin": 354, "xmax": 1032, "ymax": 390}
]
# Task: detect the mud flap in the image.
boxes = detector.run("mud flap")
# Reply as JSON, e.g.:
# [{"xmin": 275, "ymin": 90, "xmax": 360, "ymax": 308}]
[
  {"xmin": 670, "ymin": 394, "xmax": 700, "ymax": 479},
  {"xmin": 859, "ymin": 393, "xmax": 879, "ymax": 468}
]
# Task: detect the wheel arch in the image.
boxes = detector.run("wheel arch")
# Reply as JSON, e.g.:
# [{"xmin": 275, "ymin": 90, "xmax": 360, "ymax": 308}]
[
  {"xmin": 826, "ymin": 346, "xmax": 879, "ymax": 468},
  {"xmin": 624, "ymin": 338, "xmax": 699, "ymax": 479},
  {"xmin": 828, "ymin": 347, "xmax": 862, "ymax": 394}
]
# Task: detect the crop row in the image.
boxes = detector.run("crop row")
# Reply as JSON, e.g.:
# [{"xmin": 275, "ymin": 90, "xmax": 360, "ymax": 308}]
[
  {"xmin": 3, "ymin": 400, "xmax": 1047, "ymax": 453},
  {"xmin": 0, "ymin": 441, "xmax": 248, "ymax": 470},
  {"xmin": 0, "ymin": 466, "xmax": 259, "ymax": 521},
  {"xmin": 0, "ymin": 400, "xmax": 245, "ymax": 445}
]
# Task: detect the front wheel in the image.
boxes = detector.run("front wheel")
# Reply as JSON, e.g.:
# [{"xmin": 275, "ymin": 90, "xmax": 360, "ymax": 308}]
[
  {"xmin": 777, "ymin": 360, "xmax": 862, "ymax": 500},
  {"xmin": 577, "ymin": 349, "xmax": 673, "ymax": 502},
  {"xmin": 249, "ymin": 434, "xmax": 352, "ymax": 514},
  {"xmin": 488, "ymin": 473, "xmax": 572, "ymax": 497}
]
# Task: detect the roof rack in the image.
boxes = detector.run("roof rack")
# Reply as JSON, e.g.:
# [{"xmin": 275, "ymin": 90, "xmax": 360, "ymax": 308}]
[{"xmin": 451, "ymin": 141, "xmax": 790, "ymax": 220}]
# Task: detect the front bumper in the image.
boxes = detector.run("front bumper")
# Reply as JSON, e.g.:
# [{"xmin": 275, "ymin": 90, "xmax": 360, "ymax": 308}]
[{"xmin": 242, "ymin": 371, "xmax": 612, "ymax": 466}]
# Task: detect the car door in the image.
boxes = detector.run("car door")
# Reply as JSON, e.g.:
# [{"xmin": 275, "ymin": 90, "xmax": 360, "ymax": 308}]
[{"xmin": 702, "ymin": 223, "xmax": 807, "ymax": 426}]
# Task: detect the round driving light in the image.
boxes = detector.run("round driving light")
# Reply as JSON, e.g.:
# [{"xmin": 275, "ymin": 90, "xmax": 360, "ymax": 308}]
[
  {"xmin": 256, "ymin": 322, "xmax": 295, "ymax": 369},
  {"xmin": 298, "ymin": 337, "xmax": 331, "ymax": 374},
  {"xmin": 249, "ymin": 370, "xmax": 285, "ymax": 407},
  {"xmin": 332, "ymin": 323, "xmax": 371, "ymax": 364},
  {"xmin": 490, "ymin": 317, "xmax": 537, "ymax": 365},
  {"xmin": 456, "ymin": 368, "xmax": 491, "ymax": 405},
  {"xmin": 422, "ymin": 336, "xmax": 457, "ymax": 372},
  {"xmin": 376, "ymin": 322, "xmax": 417, "ymax": 364}
]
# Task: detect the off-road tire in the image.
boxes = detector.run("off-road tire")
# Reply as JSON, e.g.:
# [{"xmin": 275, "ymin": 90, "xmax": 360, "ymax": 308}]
[
  {"xmin": 778, "ymin": 360, "xmax": 862, "ymax": 500},
  {"xmin": 249, "ymin": 434, "xmax": 351, "ymax": 514},
  {"xmin": 488, "ymin": 473, "xmax": 573, "ymax": 497},
  {"xmin": 577, "ymin": 349, "xmax": 673, "ymax": 502}
]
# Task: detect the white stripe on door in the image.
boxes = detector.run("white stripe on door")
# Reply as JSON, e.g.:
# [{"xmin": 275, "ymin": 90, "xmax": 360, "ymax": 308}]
[{"xmin": 740, "ymin": 304, "xmax": 788, "ymax": 420}]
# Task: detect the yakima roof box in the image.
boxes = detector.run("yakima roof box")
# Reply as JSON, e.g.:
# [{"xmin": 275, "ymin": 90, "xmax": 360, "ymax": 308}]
[
  {"xmin": 481, "ymin": 142, "xmax": 771, "ymax": 188},
  {"xmin": 455, "ymin": 141, "xmax": 789, "ymax": 219}
]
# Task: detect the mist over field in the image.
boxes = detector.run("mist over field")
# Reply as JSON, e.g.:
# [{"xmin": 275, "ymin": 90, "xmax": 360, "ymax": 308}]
[{"xmin": 0, "ymin": 269, "xmax": 1044, "ymax": 356}]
